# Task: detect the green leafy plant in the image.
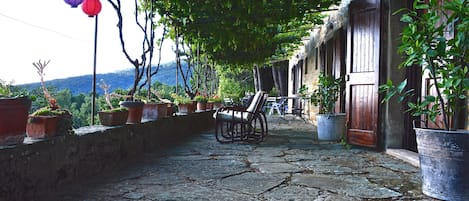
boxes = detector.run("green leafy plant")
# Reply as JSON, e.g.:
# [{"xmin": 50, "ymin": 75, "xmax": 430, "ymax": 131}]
[
  {"xmin": 268, "ymin": 87, "xmax": 279, "ymax": 97},
  {"xmin": 0, "ymin": 79, "xmax": 33, "ymax": 99},
  {"xmin": 194, "ymin": 95, "xmax": 208, "ymax": 103},
  {"xmin": 0, "ymin": 79, "xmax": 11, "ymax": 98},
  {"xmin": 208, "ymin": 95, "xmax": 223, "ymax": 103},
  {"xmin": 379, "ymin": 0, "xmax": 468, "ymax": 130},
  {"xmin": 310, "ymin": 73, "xmax": 344, "ymax": 114},
  {"xmin": 299, "ymin": 84, "xmax": 309, "ymax": 97},
  {"xmin": 171, "ymin": 93, "xmax": 192, "ymax": 105}
]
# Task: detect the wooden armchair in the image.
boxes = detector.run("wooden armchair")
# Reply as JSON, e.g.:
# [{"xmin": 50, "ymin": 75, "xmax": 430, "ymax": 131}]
[{"xmin": 213, "ymin": 91, "xmax": 268, "ymax": 143}]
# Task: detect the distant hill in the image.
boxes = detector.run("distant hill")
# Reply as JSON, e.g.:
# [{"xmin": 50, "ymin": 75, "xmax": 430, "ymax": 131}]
[{"xmin": 20, "ymin": 62, "xmax": 187, "ymax": 95}]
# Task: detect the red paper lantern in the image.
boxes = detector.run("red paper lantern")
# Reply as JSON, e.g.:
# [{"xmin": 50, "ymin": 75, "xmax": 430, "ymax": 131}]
[
  {"xmin": 64, "ymin": 0, "xmax": 84, "ymax": 8},
  {"xmin": 82, "ymin": 0, "xmax": 102, "ymax": 17}
]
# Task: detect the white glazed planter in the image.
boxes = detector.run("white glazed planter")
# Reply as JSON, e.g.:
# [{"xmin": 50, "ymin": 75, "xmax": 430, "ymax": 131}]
[{"xmin": 316, "ymin": 113, "xmax": 346, "ymax": 141}]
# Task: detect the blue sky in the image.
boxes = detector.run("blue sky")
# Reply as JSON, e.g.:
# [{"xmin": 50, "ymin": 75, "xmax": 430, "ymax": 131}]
[{"xmin": 0, "ymin": 1, "xmax": 174, "ymax": 84}]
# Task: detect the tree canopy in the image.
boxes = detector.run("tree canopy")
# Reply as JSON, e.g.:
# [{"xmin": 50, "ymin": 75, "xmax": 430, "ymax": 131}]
[{"xmin": 150, "ymin": 0, "xmax": 338, "ymax": 65}]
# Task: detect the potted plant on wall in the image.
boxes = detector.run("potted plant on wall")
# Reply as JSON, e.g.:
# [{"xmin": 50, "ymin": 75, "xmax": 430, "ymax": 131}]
[
  {"xmin": 209, "ymin": 95, "xmax": 223, "ymax": 110},
  {"xmin": 97, "ymin": 80, "xmax": 128, "ymax": 126},
  {"xmin": 27, "ymin": 60, "xmax": 73, "ymax": 138},
  {"xmin": 0, "ymin": 79, "xmax": 32, "ymax": 145},
  {"xmin": 140, "ymin": 89, "xmax": 170, "ymax": 120},
  {"xmin": 172, "ymin": 93, "xmax": 193, "ymax": 114},
  {"xmin": 310, "ymin": 73, "xmax": 345, "ymax": 141},
  {"xmin": 380, "ymin": 1, "xmax": 468, "ymax": 200},
  {"xmin": 194, "ymin": 95, "xmax": 208, "ymax": 111}
]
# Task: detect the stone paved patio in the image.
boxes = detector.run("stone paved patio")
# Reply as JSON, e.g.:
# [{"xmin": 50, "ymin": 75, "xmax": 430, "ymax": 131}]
[{"xmin": 53, "ymin": 116, "xmax": 436, "ymax": 201}]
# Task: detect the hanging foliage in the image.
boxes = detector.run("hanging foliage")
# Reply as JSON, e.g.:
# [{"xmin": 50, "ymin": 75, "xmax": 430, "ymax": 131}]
[{"xmin": 151, "ymin": 0, "xmax": 338, "ymax": 65}]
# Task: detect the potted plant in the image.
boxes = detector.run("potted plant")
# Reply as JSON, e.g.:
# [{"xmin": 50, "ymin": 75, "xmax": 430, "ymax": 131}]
[
  {"xmin": 140, "ymin": 89, "xmax": 170, "ymax": 120},
  {"xmin": 171, "ymin": 93, "xmax": 193, "ymax": 114},
  {"xmin": 115, "ymin": 89, "xmax": 144, "ymax": 124},
  {"xmin": 310, "ymin": 73, "xmax": 345, "ymax": 141},
  {"xmin": 27, "ymin": 60, "xmax": 72, "ymax": 138},
  {"xmin": 209, "ymin": 95, "xmax": 224, "ymax": 110},
  {"xmin": 194, "ymin": 95, "xmax": 208, "ymax": 111},
  {"xmin": 0, "ymin": 79, "xmax": 32, "ymax": 145},
  {"xmin": 380, "ymin": 1, "xmax": 468, "ymax": 200},
  {"xmin": 97, "ymin": 80, "xmax": 129, "ymax": 126}
]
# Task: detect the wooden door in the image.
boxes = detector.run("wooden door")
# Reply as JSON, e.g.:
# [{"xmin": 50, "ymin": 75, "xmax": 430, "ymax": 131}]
[{"xmin": 345, "ymin": 0, "xmax": 381, "ymax": 148}]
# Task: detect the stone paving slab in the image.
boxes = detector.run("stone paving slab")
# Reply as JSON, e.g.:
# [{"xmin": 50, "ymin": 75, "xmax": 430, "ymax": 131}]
[{"xmin": 54, "ymin": 116, "xmax": 437, "ymax": 201}]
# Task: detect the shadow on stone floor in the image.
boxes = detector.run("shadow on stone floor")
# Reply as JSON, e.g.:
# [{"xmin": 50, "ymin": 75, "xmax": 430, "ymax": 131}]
[{"xmin": 51, "ymin": 116, "xmax": 437, "ymax": 201}]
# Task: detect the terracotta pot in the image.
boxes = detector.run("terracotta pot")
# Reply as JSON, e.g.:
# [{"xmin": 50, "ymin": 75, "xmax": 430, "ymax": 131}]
[
  {"xmin": 119, "ymin": 101, "xmax": 144, "ymax": 124},
  {"xmin": 98, "ymin": 110, "xmax": 128, "ymax": 126},
  {"xmin": 197, "ymin": 102, "xmax": 207, "ymax": 111},
  {"xmin": 177, "ymin": 103, "xmax": 192, "ymax": 114},
  {"xmin": 26, "ymin": 116, "xmax": 60, "ymax": 138},
  {"xmin": 206, "ymin": 102, "xmax": 213, "ymax": 111},
  {"xmin": 166, "ymin": 103, "xmax": 175, "ymax": 116},
  {"xmin": 0, "ymin": 97, "xmax": 32, "ymax": 145},
  {"xmin": 213, "ymin": 102, "xmax": 223, "ymax": 110},
  {"xmin": 191, "ymin": 100, "xmax": 197, "ymax": 113},
  {"xmin": 142, "ymin": 103, "xmax": 168, "ymax": 120}
]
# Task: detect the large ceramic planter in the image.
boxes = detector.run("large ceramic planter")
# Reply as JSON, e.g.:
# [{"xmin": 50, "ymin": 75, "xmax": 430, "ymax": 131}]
[
  {"xmin": 415, "ymin": 128, "xmax": 469, "ymax": 201},
  {"xmin": 0, "ymin": 97, "xmax": 32, "ymax": 145},
  {"xmin": 26, "ymin": 116, "xmax": 60, "ymax": 138},
  {"xmin": 119, "ymin": 101, "xmax": 144, "ymax": 124},
  {"xmin": 98, "ymin": 110, "xmax": 128, "ymax": 126},
  {"xmin": 142, "ymin": 103, "xmax": 168, "ymax": 120},
  {"xmin": 316, "ymin": 113, "xmax": 346, "ymax": 141}
]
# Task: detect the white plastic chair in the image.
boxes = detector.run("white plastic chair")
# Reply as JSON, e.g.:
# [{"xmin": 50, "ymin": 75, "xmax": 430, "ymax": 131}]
[{"xmin": 268, "ymin": 98, "xmax": 286, "ymax": 115}]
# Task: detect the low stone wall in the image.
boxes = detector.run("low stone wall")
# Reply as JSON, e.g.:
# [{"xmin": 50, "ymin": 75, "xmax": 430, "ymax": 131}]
[{"xmin": 0, "ymin": 111, "xmax": 214, "ymax": 200}]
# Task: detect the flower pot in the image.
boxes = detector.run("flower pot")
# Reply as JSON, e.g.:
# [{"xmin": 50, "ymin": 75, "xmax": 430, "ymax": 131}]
[
  {"xmin": 177, "ymin": 103, "xmax": 192, "ymax": 114},
  {"xmin": 166, "ymin": 103, "xmax": 175, "ymax": 116},
  {"xmin": 206, "ymin": 102, "xmax": 214, "ymax": 111},
  {"xmin": 316, "ymin": 113, "xmax": 346, "ymax": 141},
  {"xmin": 191, "ymin": 100, "xmax": 197, "ymax": 113},
  {"xmin": 415, "ymin": 128, "xmax": 469, "ymax": 201},
  {"xmin": 0, "ymin": 97, "xmax": 32, "ymax": 145},
  {"xmin": 142, "ymin": 103, "xmax": 168, "ymax": 120},
  {"xmin": 197, "ymin": 102, "xmax": 207, "ymax": 111},
  {"xmin": 119, "ymin": 101, "xmax": 144, "ymax": 124},
  {"xmin": 98, "ymin": 110, "xmax": 128, "ymax": 126},
  {"xmin": 213, "ymin": 102, "xmax": 223, "ymax": 110},
  {"xmin": 26, "ymin": 116, "xmax": 60, "ymax": 138}
]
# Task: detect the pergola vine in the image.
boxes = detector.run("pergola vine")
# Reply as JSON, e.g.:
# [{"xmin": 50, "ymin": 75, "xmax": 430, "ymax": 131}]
[{"xmin": 151, "ymin": 0, "xmax": 339, "ymax": 65}]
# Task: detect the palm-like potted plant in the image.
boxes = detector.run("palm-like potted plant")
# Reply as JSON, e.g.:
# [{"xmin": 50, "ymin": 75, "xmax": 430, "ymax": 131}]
[
  {"xmin": 97, "ymin": 80, "xmax": 129, "ymax": 126},
  {"xmin": 380, "ymin": 1, "xmax": 468, "ymax": 200},
  {"xmin": 0, "ymin": 79, "xmax": 32, "ymax": 145},
  {"xmin": 27, "ymin": 60, "xmax": 72, "ymax": 138},
  {"xmin": 310, "ymin": 73, "xmax": 345, "ymax": 141}
]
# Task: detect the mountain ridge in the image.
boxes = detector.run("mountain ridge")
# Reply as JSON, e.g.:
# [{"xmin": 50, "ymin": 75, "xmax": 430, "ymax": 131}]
[{"xmin": 20, "ymin": 62, "xmax": 185, "ymax": 95}]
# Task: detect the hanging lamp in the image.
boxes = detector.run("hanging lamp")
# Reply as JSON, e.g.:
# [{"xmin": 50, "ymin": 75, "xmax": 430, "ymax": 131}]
[
  {"xmin": 82, "ymin": 0, "xmax": 102, "ymax": 17},
  {"xmin": 64, "ymin": 0, "xmax": 84, "ymax": 8}
]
